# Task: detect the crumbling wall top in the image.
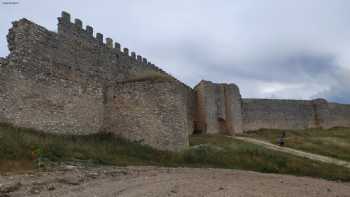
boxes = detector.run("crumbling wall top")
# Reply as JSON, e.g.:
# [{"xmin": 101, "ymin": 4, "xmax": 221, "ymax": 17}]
[
  {"xmin": 312, "ymin": 98, "xmax": 328, "ymax": 105},
  {"xmin": 195, "ymin": 80, "xmax": 240, "ymax": 93}
]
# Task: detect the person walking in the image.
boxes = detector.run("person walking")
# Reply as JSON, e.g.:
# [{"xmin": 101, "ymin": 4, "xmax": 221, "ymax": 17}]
[{"xmin": 278, "ymin": 131, "xmax": 286, "ymax": 146}]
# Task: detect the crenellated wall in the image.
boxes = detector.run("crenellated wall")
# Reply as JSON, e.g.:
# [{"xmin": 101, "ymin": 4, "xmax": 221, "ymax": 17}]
[
  {"xmin": 0, "ymin": 11, "xmax": 193, "ymax": 151},
  {"xmin": 1, "ymin": 18, "xmax": 106, "ymax": 134},
  {"xmin": 55, "ymin": 11, "xmax": 169, "ymax": 83},
  {"xmin": 0, "ymin": 11, "xmax": 349, "ymax": 151}
]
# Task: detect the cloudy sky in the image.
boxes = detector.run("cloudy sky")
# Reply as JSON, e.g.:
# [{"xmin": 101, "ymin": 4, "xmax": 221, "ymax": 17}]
[{"xmin": 1, "ymin": 0, "xmax": 350, "ymax": 103}]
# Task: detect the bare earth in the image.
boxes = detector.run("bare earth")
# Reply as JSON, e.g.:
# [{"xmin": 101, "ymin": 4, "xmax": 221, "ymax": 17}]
[{"xmin": 1, "ymin": 165, "xmax": 350, "ymax": 197}]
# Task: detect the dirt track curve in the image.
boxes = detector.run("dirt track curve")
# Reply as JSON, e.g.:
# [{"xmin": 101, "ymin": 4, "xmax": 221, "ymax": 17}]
[{"xmin": 234, "ymin": 136, "xmax": 350, "ymax": 169}]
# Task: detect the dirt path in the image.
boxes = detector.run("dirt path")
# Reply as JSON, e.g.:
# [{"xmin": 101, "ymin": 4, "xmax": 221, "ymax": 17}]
[
  {"xmin": 234, "ymin": 136, "xmax": 350, "ymax": 169},
  {"xmin": 1, "ymin": 165, "xmax": 350, "ymax": 197}
]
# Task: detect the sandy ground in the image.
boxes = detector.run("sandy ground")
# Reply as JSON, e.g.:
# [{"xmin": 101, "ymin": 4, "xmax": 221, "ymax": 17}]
[{"xmin": 1, "ymin": 165, "xmax": 350, "ymax": 197}]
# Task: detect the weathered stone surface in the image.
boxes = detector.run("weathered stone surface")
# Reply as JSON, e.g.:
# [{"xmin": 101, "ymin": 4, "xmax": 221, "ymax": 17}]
[
  {"xmin": 0, "ymin": 65, "xmax": 104, "ymax": 134},
  {"xmin": 0, "ymin": 11, "xmax": 349, "ymax": 152},
  {"xmin": 242, "ymin": 99, "xmax": 316, "ymax": 131},
  {"xmin": 193, "ymin": 80, "xmax": 243, "ymax": 135},
  {"xmin": 328, "ymin": 102, "xmax": 350, "ymax": 128},
  {"xmin": 194, "ymin": 80, "xmax": 350, "ymax": 133},
  {"xmin": 0, "ymin": 12, "xmax": 192, "ymax": 151},
  {"xmin": 103, "ymin": 79, "xmax": 192, "ymax": 151},
  {"xmin": 241, "ymin": 98, "xmax": 350, "ymax": 131}
]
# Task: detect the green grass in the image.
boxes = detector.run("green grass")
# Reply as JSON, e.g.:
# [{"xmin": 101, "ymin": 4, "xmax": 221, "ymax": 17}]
[
  {"xmin": 1, "ymin": 123, "xmax": 350, "ymax": 181},
  {"xmin": 125, "ymin": 70, "xmax": 173, "ymax": 83},
  {"xmin": 241, "ymin": 128, "xmax": 350, "ymax": 162}
]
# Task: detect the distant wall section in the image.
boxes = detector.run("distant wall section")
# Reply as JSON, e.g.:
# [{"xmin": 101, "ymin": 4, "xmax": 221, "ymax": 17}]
[
  {"xmin": 242, "ymin": 99, "xmax": 316, "ymax": 131},
  {"xmin": 242, "ymin": 98, "xmax": 350, "ymax": 131},
  {"xmin": 328, "ymin": 103, "xmax": 350, "ymax": 128}
]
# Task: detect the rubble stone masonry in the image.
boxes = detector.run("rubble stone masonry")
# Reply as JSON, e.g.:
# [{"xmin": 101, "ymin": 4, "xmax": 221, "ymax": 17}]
[
  {"xmin": 0, "ymin": 12, "xmax": 193, "ymax": 151},
  {"xmin": 0, "ymin": 11, "xmax": 349, "ymax": 151}
]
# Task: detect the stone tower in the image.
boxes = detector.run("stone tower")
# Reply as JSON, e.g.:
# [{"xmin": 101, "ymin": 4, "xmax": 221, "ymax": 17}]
[{"xmin": 193, "ymin": 80, "xmax": 243, "ymax": 135}]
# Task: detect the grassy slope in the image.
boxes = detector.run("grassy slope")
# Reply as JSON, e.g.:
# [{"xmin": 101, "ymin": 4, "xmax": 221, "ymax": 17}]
[
  {"xmin": 1, "ymin": 123, "xmax": 350, "ymax": 181},
  {"xmin": 242, "ymin": 128, "xmax": 350, "ymax": 162}
]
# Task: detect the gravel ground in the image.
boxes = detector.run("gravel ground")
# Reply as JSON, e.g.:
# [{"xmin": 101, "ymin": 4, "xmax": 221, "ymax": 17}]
[{"xmin": 1, "ymin": 165, "xmax": 350, "ymax": 197}]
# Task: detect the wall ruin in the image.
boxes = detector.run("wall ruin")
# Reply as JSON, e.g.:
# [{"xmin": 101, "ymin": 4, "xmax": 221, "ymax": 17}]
[
  {"xmin": 0, "ymin": 12, "xmax": 193, "ymax": 151},
  {"xmin": 0, "ymin": 11, "xmax": 349, "ymax": 152},
  {"xmin": 193, "ymin": 81, "xmax": 243, "ymax": 135}
]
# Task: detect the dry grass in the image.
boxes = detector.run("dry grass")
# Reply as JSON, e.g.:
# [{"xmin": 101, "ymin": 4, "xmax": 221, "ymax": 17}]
[
  {"xmin": 1, "ymin": 123, "xmax": 350, "ymax": 181},
  {"xmin": 241, "ymin": 127, "xmax": 350, "ymax": 162},
  {"xmin": 126, "ymin": 70, "xmax": 173, "ymax": 83}
]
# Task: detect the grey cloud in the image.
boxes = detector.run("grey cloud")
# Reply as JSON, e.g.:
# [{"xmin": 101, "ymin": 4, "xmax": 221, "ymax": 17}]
[
  {"xmin": 313, "ymin": 69, "xmax": 350, "ymax": 103},
  {"xmin": 1, "ymin": 0, "xmax": 350, "ymax": 103}
]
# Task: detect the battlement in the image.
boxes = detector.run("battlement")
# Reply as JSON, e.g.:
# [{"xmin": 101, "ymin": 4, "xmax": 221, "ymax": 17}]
[
  {"xmin": 0, "ymin": 11, "xmax": 194, "ymax": 151},
  {"xmin": 1, "ymin": 11, "xmax": 350, "ymax": 152},
  {"xmin": 57, "ymin": 11, "xmax": 153, "ymax": 67},
  {"xmin": 5, "ymin": 10, "xmax": 190, "ymax": 90},
  {"xmin": 55, "ymin": 11, "xmax": 193, "ymax": 88}
]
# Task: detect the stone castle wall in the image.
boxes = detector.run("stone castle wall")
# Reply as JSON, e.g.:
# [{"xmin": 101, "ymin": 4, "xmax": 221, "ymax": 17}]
[
  {"xmin": 242, "ymin": 99, "xmax": 316, "ymax": 131},
  {"xmin": 103, "ymin": 79, "xmax": 192, "ymax": 151},
  {"xmin": 0, "ymin": 12, "xmax": 193, "ymax": 151},
  {"xmin": 328, "ymin": 103, "xmax": 350, "ymax": 128},
  {"xmin": 0, "ymin": 62, "xmax": 104, "ymax": 134},
  {"xmin": 0, "ymin": 18, "xmax": 106, "ymax": 134},
  {"xmin": 0, "ymin": 11, "xmax": 349, "ymax": 151},
  {"xmin": 193, "ymin": 81, "xmax": 350, "ymax": 133},
  {"xmin": 241, "ymin": 98, "xmax": 350, "ymax": 131}
]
